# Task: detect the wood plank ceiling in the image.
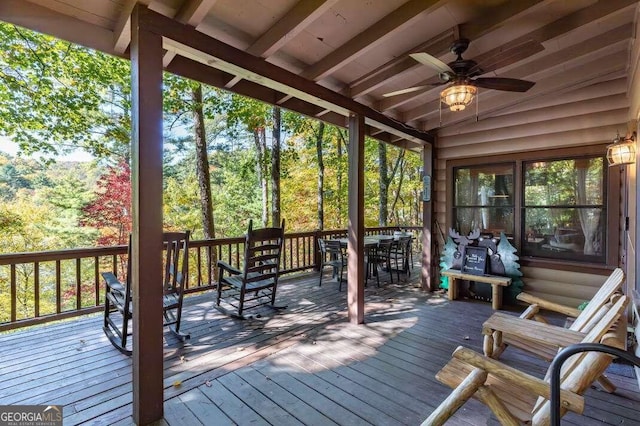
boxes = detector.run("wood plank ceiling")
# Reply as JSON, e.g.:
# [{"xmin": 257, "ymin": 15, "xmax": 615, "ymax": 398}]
[{"xmin": 2, "ymin": 0, "xmax": 638, "ymax": 149}]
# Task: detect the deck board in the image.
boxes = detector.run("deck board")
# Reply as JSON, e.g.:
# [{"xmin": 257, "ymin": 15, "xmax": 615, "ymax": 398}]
[{"xmin": 0, "ymin": 268, "xmax": 638, "ymax": 425}]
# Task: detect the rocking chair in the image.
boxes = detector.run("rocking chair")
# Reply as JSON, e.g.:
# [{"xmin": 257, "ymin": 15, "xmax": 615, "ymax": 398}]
[
  {"xmin": 102, "ymin": 231, "xmax": 190, "ymax": 355},
  {"xmin": 216, "ymin": 220, "xmax": 285, "ymax": 318}
]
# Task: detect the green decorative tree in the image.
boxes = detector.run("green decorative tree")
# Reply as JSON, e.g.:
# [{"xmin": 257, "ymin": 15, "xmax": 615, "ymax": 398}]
[
  {"xmin": 438, "ymin": 236, "xmax": 457, "ymax": 289},
  {"xmin": 497, "ymin": 231, "xmax": 524, "ymax": 303}
]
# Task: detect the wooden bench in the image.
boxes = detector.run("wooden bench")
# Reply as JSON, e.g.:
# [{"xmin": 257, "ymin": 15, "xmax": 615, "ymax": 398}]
[{"xmin": 441, "ymin": 269, "xmax": 511, "ymax": 310}]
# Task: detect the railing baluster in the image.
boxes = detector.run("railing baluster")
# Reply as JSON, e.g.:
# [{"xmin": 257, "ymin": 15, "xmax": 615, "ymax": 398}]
[
  {"xmin": 10, "ymin": 264, "xmax": 16, "ymax": 322},
  {"xmin": 34, "ymin": 262, "xmax": 40, "ymax": 318},
  {"xmin": 56, "ymin": 260, "xmax": 61, "ymax": 314},
  {"xmin": 196, "ymin": 246, "xmax": 202, "ymax": 288},
  {"xmin": 289, "ymin": 238, "xmax": 293, "ymax": 270},
  {"xmin": 76, "ymin": 258, "xmax": 82, "ymax": 310},
  {"xmin": 94, "ymin": 256, "xmax": 100, "ymax": 306},
  {"xmin": 207, "ymin": 246, "xmax": 217, "ymax": 285}
]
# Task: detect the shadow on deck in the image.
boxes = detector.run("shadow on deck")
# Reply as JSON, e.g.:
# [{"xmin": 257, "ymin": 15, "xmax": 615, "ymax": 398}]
[{"xmin": 0, "ymin": 268, "xmax": 637, "ymax": 425}]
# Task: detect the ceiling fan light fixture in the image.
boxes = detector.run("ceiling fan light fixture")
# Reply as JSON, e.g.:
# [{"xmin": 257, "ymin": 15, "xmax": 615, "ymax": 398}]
[{"xmin": 440, "ymin": 84, "xmax": 477, "ymax": 111}]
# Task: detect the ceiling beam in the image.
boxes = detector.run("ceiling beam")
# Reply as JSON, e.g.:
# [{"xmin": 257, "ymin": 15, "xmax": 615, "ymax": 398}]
[
  {"xmin": 141, "ymin": 8, "xmax": 432, "ymax": 144},
  {"xmin": 165, "ymin": 53, "xmax": 421, "ymax": 150},
  {"xmin": 404, "ymin": 23, "xmax": 632, "ymax": 124},
  {"xmin": 113, "ymin": 0, "xmax": 137, "ymax": 54},
  {"xmin": 226, "ymin": 0, "xmax": 337, "ymax": 90},
  {"xmin": 300, "ymin": 0, "xmax": 444, "ymax": 81},
  {"xmin": 0, "ymin": 0, "xmax": 120, "ymax": 56},
  {"xmin": 175, "ymin": 0, "xmax": 218, "ymax": 27},
  {"xmin": 163, "ymin": 0, "xmax": 219, "ymax": 67},
  {"xmin": 247, "ymin": 0, "xmax": 338, "ymax": 58},
  {"xmin": 116, "ymin": 0, "xmax": 213, "ymax": 55},
  {"xmin": 347, "ymin": 0, "xmax": 546, "ymax": 98}
]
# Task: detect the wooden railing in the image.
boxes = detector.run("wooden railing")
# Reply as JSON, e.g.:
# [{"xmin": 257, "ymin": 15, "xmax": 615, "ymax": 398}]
[{"xmin": 0, "ymin": 226, "xmax": 421, "ymax": 331}]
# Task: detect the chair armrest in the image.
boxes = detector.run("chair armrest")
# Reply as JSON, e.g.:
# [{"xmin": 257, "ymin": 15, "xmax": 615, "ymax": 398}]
[
  {"xmin": 452, "ymin": 346, "xmax": 585, "ymax": 414},
  {"xmin": 517, "ymin": 292, "xmax": 582, "ymax": 318},
  {"xmin": 483, "ymin": 312, "xmax": 584, "ymax": 348},
  {"xmin": 217, "ymin": 260, "xmax": 241, "ymax": 276},
  {"xmin": 101, "ymin": 272, "xmax": 125, "ymax": 293}
]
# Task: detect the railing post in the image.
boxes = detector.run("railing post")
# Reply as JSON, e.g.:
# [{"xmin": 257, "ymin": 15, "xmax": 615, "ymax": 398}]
[{"xmin": 313, "ymin": 229, "xmax": 322, "ymax": 271}]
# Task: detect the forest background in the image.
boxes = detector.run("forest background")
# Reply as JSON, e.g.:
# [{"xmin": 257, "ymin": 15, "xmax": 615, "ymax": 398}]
[{"xmin": 0, "ymin": 22, "xmax": 423, "ymax": 257}]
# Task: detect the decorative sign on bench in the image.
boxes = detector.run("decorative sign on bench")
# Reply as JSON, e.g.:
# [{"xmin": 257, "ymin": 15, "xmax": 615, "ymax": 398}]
[
  {"xmin": 439, "ymin": 228, "xmax": 524, "ymax": 306},
  {"xmin": 462, "ymin": 245, "xmax": 488, "ymax": 276}
]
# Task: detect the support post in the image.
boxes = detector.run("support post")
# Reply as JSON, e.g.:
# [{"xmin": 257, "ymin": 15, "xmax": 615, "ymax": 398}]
[
  {"xmin": 347, "ymin": 113, "xmax": 365, "ymax": 324},
  {"xmin": 421, "ymin": 145, "xmax": 434, "ymax": 290},
  {"xmin": 131, "ymin": 5, "xmax": 164, "ymax": 424}
]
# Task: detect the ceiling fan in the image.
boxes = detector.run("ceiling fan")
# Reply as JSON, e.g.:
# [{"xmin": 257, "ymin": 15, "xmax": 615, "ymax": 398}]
[{"xmin": 384, "ymin": 38, "xmax": 536, "ymax": 112}]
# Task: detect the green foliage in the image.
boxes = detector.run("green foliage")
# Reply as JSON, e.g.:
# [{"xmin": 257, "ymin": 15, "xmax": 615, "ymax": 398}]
[
  {"xmin": 497, "ymin": 232, "xmax": 524, "ymax": 303},
  {"xmin": 210, "ymin": 149, "xmax": 262, "ymax": 236},
  {"xmin": 0, "ymin": 23, "xmax": 131, "ymax": 159},
  {"xmin": 438, "ymin": 237, "xmax": 457, "ymax": 289}
]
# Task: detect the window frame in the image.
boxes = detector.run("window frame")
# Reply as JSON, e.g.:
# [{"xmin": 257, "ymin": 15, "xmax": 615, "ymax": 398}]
[
  {"xmin": 521, "ymin": 155, "xmax": 607, "ymax": 263},
  {"xmin": 452, "ymin": 162, "xmax": 516, "ymax": 236},
  {"xmin": 446, "ymin": 144, "xmax": 620, "ymax": 273}
]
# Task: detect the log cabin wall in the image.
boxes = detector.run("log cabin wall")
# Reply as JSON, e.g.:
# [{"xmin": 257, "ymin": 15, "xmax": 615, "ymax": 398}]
[
  {"xmin": 628, "ymin": 13, "xmax": 640, "ymax": 387},
  {"xmin": 434, "ymin": 76, "xmax": 629, "ymax": 308}
]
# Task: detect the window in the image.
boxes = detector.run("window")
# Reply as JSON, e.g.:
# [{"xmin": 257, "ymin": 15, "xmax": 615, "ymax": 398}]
[
  {"xmin": 522, "ymin": 157, "xmax": 605, "ymax": 263},
  {"xmin": 450, "ymin": 150, "xmax": 613, "ymax": 266},
  {"xmin": 453, "ymin": 164, "xmax": 514, "ymax": 236}
]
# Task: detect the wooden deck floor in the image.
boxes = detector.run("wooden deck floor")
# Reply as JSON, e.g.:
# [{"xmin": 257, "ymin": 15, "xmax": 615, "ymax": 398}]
[{"xmin": 0, "ymin": 268, "xmax": 638, "ymax": 425}]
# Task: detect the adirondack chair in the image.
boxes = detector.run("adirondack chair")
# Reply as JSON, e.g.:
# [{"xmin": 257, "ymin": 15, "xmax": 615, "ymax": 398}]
[
  {"xmin": 486, "ymin": 268, "xmax": 625, "ymax": 362},
  {"xmin": 102, "ymin": 231, "xmax": 190, "ymax": 355},
  {"xmin": 216, "ymin": 220, "xmax": 285, "ymax": 318},
  {"xmin": 423, "ymin": 295, "xmax": 629, "ymax": 426},
  {"xmin": 483, "ymin": 268, "xmax": 625, "ymax": 393}
]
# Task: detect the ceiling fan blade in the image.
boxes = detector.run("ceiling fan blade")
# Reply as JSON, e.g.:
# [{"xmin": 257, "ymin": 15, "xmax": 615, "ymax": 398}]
[
  {"xmin": 410, "ymin": 52, "xmax": 454, "ymax": 74},
  {"xmin": 473, "ymin": 77, "xmax": 535, "ymax": 92},
  {"xmin": 382, "ymin": 85, "xmax": 432, "ymax": 97}
]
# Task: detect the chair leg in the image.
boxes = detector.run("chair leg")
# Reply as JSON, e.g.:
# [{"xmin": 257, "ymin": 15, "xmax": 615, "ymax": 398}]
[
  {"xmin": 270, "ymin": 284, "xmax": 278, "ymax": 306},
  {"xmin": 103, "ymin": 293, "xmax": 111, "ymax": 328},
  {"xmin": 121, "ymin": 313, "xmax": 129, "ymax": 351},
  {"xmin": 168, "ymin": 299, "xmax": 190, "ymax": 341},
  {"xmin": 423, "ymin": 368, "xmax": 488, "ymax": 426},
  {"xmin": 319, "ymin": 266, "xmax": 324, "ymax": 287},
  {"xmin": 238, "ymin": 288, "xmax": 245, "ymax": 317}
]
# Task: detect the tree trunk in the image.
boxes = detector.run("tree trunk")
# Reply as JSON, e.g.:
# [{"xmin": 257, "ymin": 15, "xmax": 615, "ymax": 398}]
[
  {"xmin": 253, "ymin": 127, "xmax": 268, "ymax": 227},
  {"xmin": 391, "ymin": 155, "xmax": 404, "ymax": 225},
  {"xmin": 192, "ymin": 84, "xmax": 215, "ymax": 239},
  {"xmin": 378, "ymin": 142, "xmax": 389, "ymax": 226},
  {"xmin": 316, "ymin": 122, "xmax": 325, "ymax": 230},
  {"xmin": 192, "ymin": 84, "xmax": 217, "ymax": 282},
  {"xmin": 271, "ymin": 106, "xmax": 281, "ymax": 227}
]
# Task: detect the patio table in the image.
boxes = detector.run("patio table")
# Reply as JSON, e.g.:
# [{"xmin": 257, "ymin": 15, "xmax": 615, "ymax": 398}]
[{"xmin": 329, "ymin": 234, "xmax": 413, "ymax": 283}]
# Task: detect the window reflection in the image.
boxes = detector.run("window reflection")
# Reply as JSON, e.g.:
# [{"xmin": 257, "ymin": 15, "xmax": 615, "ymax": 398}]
[
  {"xmin": 453, "ymin": 164, "xmax": 514, "ymax": 236},
  {"xmin": 523, "ymin": 157, "xmax": 605, "ymax": 262}
]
